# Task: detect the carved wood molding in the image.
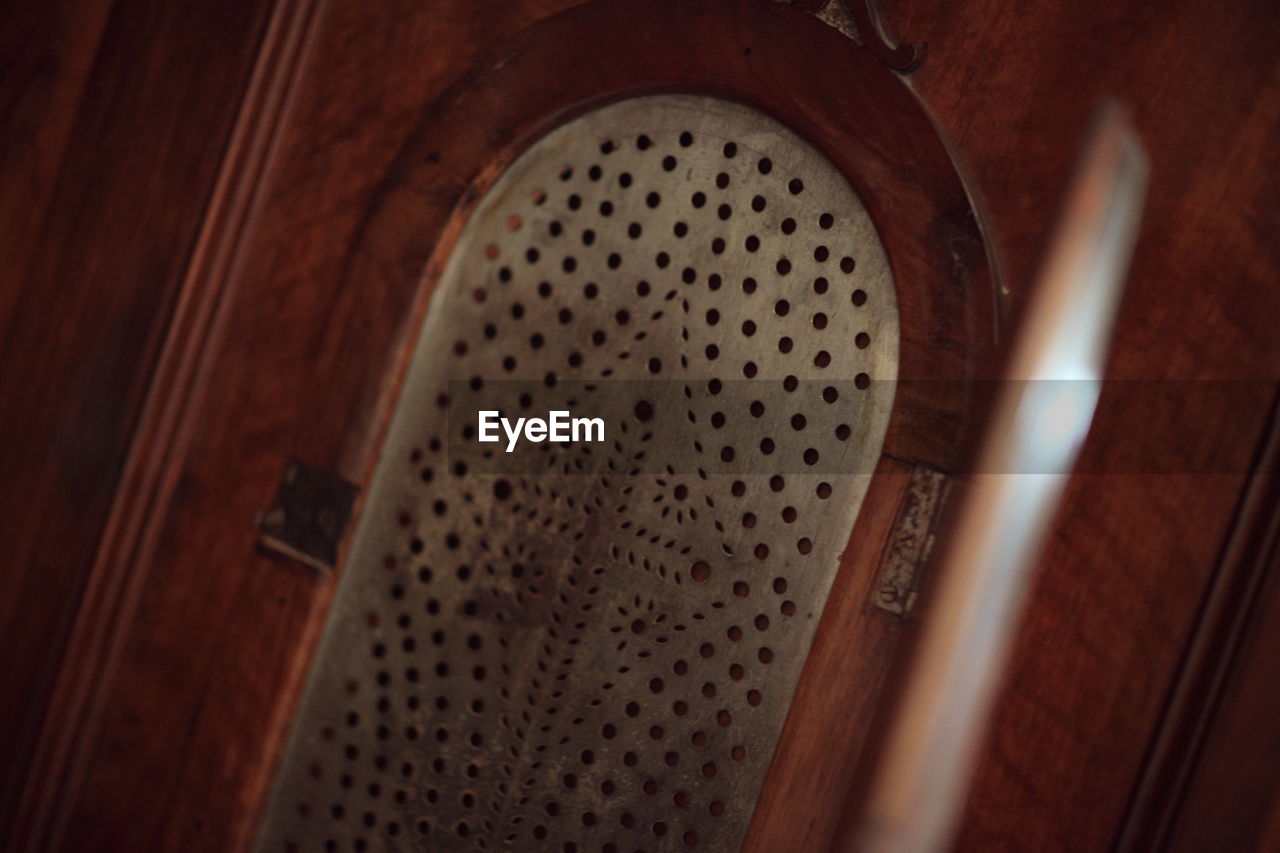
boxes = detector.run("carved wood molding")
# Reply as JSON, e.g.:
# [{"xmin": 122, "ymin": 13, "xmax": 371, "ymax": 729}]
[
  {"xmin": 780, "ymin": 0, "xmax": 926, "ymax": 72},
  {"xmin": 1116, "ymin": 389, "xmax": 1280, "ymax": 851},
  {"xmin": 9, "ymin": 2, "xmax": 324, "ymax": 850}
]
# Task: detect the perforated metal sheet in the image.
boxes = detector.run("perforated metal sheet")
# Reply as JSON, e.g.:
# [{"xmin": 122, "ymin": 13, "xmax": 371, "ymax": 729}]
[{"xmin": 257, "ymin": 95, "xmax": 898, "ymax": 853}]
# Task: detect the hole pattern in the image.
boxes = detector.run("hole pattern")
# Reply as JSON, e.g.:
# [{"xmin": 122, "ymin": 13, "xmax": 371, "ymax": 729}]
[{"xmin": 259, "ymin": 95, "xmax": 897, "ymax": 853}]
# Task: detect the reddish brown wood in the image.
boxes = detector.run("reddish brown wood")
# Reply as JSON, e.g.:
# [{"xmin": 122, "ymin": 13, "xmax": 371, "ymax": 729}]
[
  {"xmin": 1116, "ymin": 395, "xmax": 1280, "ymax": 850},
  {"xmin": 9, "ymin": 2, "xmax": 323, "ymax": 851},
  {"xmin": 743, "ymin": 456, "xmax": 920, "ymax": 853},
  {"xmin": 27, "ymin": 3, "xmax": 589, "ymax": 850},
  {"xmin": 8, "ymin": 0, "xmax": 1278, "ymax": 851},
  {"xmin": 1168, "ymin": 528, "xmax": 1280, "ymax": 852},
  {"xmin": 870, "ymin": 1, "xmax": 1280, "ymax": 849},
  {"xmin": 0, "ymin": 0, "xmax": 113, "ymax": 334},
  {"xmin": 0, "ymin": 0, "xmax": 275, "ymax": 842},
  {"xmin": 29, "ymin": 2, "xmax": 994, "ymax": 851}
]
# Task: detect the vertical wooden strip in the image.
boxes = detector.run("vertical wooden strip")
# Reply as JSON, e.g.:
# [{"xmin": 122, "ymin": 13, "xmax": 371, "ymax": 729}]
[
  {"xmin": 1116, "ymin": 392, "xmax": 1280, "ymax": 851},
  {"xmin": 0, "ymin": 0, "xmax": 279, "ymax": 838},
  {"xmin": 743, "ymin": 456, "xmax": 916, "ymax": 853},
  {"xmin": 9, "ymin": 2, "xmax": 323, "ymax": 850}
]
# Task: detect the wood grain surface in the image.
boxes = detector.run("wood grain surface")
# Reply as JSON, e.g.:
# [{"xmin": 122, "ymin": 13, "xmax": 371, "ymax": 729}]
[
  {"xmin": 3, "ymin": 0, "xmax": 1277, "ymax": 851},
  {"xmin": 0, "ymin": 0, "xmax": 274, "ymax": 842},
  {"xmin": 27, "ymin": 3, "xmax": 994, "ymax": 849},
  {"xmin": 873, "ymin": 0, "xmax": 1280, "ymax": 848}
]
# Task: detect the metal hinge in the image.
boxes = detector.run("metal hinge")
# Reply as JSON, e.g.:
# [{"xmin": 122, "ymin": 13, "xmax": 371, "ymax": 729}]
[{"xmin": 254, "ymin": 458, "xmax": 359, "ymax": 572}]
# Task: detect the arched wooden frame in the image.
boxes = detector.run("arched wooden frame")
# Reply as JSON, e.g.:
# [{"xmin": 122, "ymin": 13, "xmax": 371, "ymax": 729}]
[{"xmin": 317, "ymin": 1, "xmax": 997, "ymax": 851}]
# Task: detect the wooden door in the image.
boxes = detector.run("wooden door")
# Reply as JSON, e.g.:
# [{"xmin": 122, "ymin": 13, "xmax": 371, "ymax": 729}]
[{"xmin": 2, "ymin": 1, "xmax": 1277, "ymax": 851}]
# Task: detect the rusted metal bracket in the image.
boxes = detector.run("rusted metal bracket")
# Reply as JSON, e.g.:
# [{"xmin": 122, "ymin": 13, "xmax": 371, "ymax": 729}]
[{"xmin": 254, "ymin": 458, "xmax": 359, "ymax": 572}]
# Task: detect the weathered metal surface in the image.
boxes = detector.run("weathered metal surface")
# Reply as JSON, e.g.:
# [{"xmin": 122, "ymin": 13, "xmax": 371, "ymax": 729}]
[
  {"xmin": 873, "ymin": 466, "xmax": 949, "ymax": 616},
  {"xmin": 256, "ymin": 95, "xmax": 898, "ymax": 853}
]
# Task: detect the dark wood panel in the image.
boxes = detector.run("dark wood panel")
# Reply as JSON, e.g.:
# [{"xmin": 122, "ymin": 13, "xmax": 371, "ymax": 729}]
[
  {"xmin": 743, "ymin": 456, "xmax": 919, "ymax": 852},
  {"xmin": 0, "ymin": 0, "xmax": 113, "ymax": 332},
  {"xmin": 11, "ymin": 1, "xmax": 1277, "ymax": 851},
  {"xmin": 1169, "ymin": 533, "xmax": 1280, "ymax": 851},
  {"xmin": 45, "ymin": 2, "xmax": 996, "ymax": 850},
  {"xmin": 1116, "ymin": 398, "xmax": 1280, "ymax": 850},
  {"xmin": 870, "ymin": 0, "xmax": 1280, "ymax": 849},
  {"xmin": 44, "ymin": 3, "xmax": 590, "ymax": 850},
  {"xmin": 0, "ymin": 0, "xmax": 275, "ymax": 844}
]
